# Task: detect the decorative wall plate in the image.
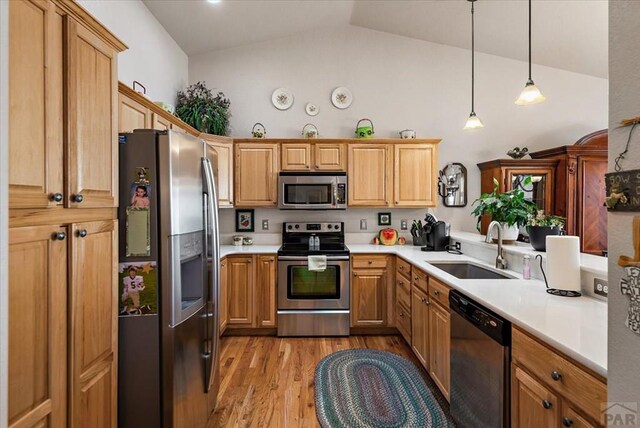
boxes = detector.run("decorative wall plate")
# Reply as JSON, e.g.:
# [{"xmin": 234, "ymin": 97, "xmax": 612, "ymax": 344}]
[
  {"xmin": 272, "ymin": 88, "xmax": 294, "ymax": 110},
  {"xmin": 331, "ymin": 87, "xmax": 353, "ymax": 109},
  {"xmin": 305, "ymin": 103, "xmax": 319, "ymax": 116}
]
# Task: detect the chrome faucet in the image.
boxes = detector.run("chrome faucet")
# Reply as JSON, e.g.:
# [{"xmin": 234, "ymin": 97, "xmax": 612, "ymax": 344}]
[{"xmin": 485, "ymin": 221, "xmax": 508, "ymax": 270}]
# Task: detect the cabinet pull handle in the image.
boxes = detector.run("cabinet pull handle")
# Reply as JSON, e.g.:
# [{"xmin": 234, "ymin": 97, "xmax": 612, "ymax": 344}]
[
  {"xmin": 50, "ymin": 192, "xmax": 63, "ymax": 202},
  {"xmin": 78, "ymin": 229, "xmax": 88, "ymax": 238},
  {"xmin": 551, "ymin": 371, "xmax": 562, "ymax": 381},
  {"xmin": 562, "ymin": 417, "xmax": 573, "ymax": 427},
  {"xmin": 542, "ymin": 400, "xmax": 552, "ymax": 410},
  {"xmin": 72, "ymin": 194, "xmax": 84, "ymax": 203},
  {"xmin": 53, "ymin": 231, "xmax": 66, "ymax": 241}
]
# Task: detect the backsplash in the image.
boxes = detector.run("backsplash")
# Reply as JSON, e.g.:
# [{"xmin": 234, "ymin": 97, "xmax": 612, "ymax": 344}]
[{"xmin": 219, "ymin": 207, "xmax": 429, "ymax": 245}]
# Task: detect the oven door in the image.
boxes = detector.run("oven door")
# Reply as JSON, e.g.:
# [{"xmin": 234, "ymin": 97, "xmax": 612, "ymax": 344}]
[
  {"xmin": 277, "ymin": 256, "xmax": 350, "ymax": 310},
  {"xmin": 278, "ymin": 173, "xmax": 346, "ymax": 210}
]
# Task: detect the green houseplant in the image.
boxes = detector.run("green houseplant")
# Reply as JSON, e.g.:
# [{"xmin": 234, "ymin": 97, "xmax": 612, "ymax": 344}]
[
  {"xmin": 471, "ymin": 178, "xmax": 537, "ymax": 240},
  {"xmin": 526, "ymin": 211, "xmax": 565, "ymax": 251},
  {"xmin": 175, "ymin": 81, "xmax": 231, "ymax": 136}
]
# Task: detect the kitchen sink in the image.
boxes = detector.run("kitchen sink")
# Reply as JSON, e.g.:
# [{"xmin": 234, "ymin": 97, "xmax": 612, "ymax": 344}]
[{"xmin": 429, "ymin": 261, "xmax": 516, "ymax": 280}]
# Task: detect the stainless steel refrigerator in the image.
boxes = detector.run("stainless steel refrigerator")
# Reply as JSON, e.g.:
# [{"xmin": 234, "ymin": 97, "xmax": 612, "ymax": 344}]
[{"xmin": 117, "ymin": 129, "xmax": 220, "ymax": 428}]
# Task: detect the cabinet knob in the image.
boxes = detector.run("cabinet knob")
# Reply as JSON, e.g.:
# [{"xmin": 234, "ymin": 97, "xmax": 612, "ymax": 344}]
[
  {"xmin": 305, "ymin": 165, "xmax": 310, "ymax": 168},
  {"xmin": 399, "ymin": 311, "xmax": 404, "ymax": 318},
  {"xmin": 551, "ymin": 371, "xmax": 562, "ymax": 381},
  {"xmin": 273, "ymin": 201, "xmax": 277, "ymax": 205},
  {"xmin": 315, "ymin": 165, "xmax": 319, "ymax": 168},
  {"xmin": 415, "ymin": 276, "xmax": 419, "ymax": 280},
  {"xmin": 562, "ymin": 417, "xmax": 573, "ymax": 427},
  {"xmin": 72, "ymin": 194, "xmax": 84, "ymax": 203},
  {"xmin": 53, "ymin": 231, "xmax": 66, "ymax": 241},
  {"xmin": 425, "ymin": 300, "xmax": 430, "ymax": 306},
  {"xmin": 434, "ymin": 290, "xmax": 440, "ymax": 296},
  {"xmin": 368, "ymin": 260, "xmax": 373, "ymax": 264},
  {"xmin": 420, "ymin": 297, "xmax": 427, "ymax": 304},
  {"xmin": 50, "ymin": 192, "xmax": 63, "ymax": 202},
  {"xmin": 399, "ymin": 265, "xmax": 404, "ymax": 270},
  {"xmin": 542, "ymin": 400, "xmax": 552, "ymax": 410},
  {"xmin": 395, "ymin": 201, "xmax": 399, "ymax": 204},
  {"xmin": 77, "ymin": 229, "xmax": 88, "ymax": 238},
  {"xmin": 353, "ymin": 272, "xmax": 358, "ymax": 277},
  {"xmin": 399, "ymin": 281, "xmax": 404, "ymax": 286}
]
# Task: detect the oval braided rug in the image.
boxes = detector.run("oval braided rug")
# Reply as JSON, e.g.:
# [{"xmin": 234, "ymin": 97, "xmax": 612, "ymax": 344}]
[{"xmin": 315, "ymin": 349, "xmax": 455, "ymax": 428}]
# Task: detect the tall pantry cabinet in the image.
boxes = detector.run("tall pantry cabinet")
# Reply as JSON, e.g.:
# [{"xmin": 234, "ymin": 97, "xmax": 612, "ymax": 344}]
[{"xmin": 7, "ymin": 1, "xmax": 126, "ymax": 427}]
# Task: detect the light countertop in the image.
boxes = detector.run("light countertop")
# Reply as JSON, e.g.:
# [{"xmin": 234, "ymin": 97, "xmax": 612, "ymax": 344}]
[{"xmin": 220, "ymin": 243, "xmax": 607, "ymax": 377}]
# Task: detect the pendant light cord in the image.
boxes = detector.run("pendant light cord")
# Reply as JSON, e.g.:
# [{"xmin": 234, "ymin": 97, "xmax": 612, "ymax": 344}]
[
  {"xmin": 528, "ymin": 0, "xmax": 532, "ymax": 81},
  {"xmin": 471, "ymin": 0, "xmax": 475, "ymax": 113}
]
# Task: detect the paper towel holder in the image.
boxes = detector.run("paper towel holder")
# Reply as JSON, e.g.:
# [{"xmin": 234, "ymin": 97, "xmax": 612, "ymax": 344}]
[{"xmin": 535, "ymin": 254, "xmax": 581, "ymax": 297}]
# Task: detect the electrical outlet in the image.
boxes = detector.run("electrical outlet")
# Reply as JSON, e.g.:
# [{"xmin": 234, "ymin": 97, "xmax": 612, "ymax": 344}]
[
  {"xmin": 454, "ymin": 241, "xmax": 461, "ymax": 251},
  {"xmin": 262, "ymin": 219, "xmax": 269, "ymax": 230},
  {"xmin": 400, "ymin": 219, "xmax": 408, "ymax": 230},
  {"xmin": 594, "ymin": 278, "xmax": 608, "ymax": 297},
  {"xmin": 360, "ymin": 219, "xmax": 367, "ymax": 230}
]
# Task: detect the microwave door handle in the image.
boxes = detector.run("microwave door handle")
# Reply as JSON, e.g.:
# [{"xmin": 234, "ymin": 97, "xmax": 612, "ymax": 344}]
[{"xmin": 332, "ymin": 183, "xmax": 338, "ymax": 207}]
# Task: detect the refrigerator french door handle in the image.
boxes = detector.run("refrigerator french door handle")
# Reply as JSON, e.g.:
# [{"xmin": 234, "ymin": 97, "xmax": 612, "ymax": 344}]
[{"xmin": 202, "ymin": 157, "xmax": 220, "ymax": 393}]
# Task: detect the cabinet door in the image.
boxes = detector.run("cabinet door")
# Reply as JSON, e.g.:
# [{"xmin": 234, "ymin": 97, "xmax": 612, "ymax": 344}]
[
  {"xmin": 561, "ymin": 403, "xmax": 597, "ymax": 428},
  {"xmin": 118, "ymin": 92, "xmax": 150, "ymax": 132},
  {"xmin": 577, "ymin": 156, "xmax": 607, "ymax": 255},
  {"xmin": 512, "ymin": 365, "xmax": 559, "ymax": 428},
  {"xmin": 348, "ymin": 144, "xmax": 391, "ymax": 206},
  {"xmin": 281, "ymin": 143, "xmax": 312, "ymax": 171},
  {"xmin": 66, "ymin": 20, "xmax": 118, "ymax": 209},
  {"xmin": 505, "ymin": 168, "xmax": 555, "ymax": 215},
  {"xmin": 152, "ymin": 112, "xmax": 171, "ymax": 131},
  {"xmin": 8, "ymin": 224, "xmax": 67, "ymax": 428},
  {"xmin": 256, "ymin": 255, "xmax": 277, "ymax": 328},
  {"xmin": 351, "ymin": 268, "xmax": 387, "ymax": 327},
  {"xmin": 227, "ymin": 256, "xmax": 254, "ymax": 326},
  {"xmin": 207, "ymin": 142, "xmax": 234, "ymax": 208},
  {"xmin": 314, "ymin": 143, "xmax": 346, "ymax": 171},
  {"xmin": 69, "ymin": 220, "xmax": 118, "ymax": 428},
  {"xmin": 235, "ymin": 143, "xmax": 279, "ymax": 207},
  {"xmin": 9, "ymin": 0, "xmax": 64, "ymax": 208},
  {"xmin": 411, "ymin": 286, "xmax": 430, "ymax": 370},
  {"xmin": 394, "ymin": 144, "xmax": 438, "ymax": 207},
  {"xmin": 220, "ymin": 258, "xmax": 228, "ymax": 334},
  {"xmin": 429, "ymin": 302, "xmax": 450, "ymax": 400}
]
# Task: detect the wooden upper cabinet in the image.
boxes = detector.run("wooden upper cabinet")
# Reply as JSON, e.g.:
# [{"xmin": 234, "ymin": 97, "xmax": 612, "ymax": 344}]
[
  {"xmin": 9, "ymin": 0, "xmax": 64, "ymax": 209},
  {"xmin": 281, "ymin": 143, "xmax": 312, "ymax": 171},
  {"xmin": 66, "ymin": 19, "xmax": 119, "ymax": 208},
  {"xmin": 348, "ymin": 144, "xmax": 391, "ymax": 206},
  {"xmin": 9, "ymin": 224, "xmax": 67, "ymax": 428},
  {"xmin": 203, "ymin": 135, "xmax": 234, "ymax": 208},
  {"xmin": 394, "ymin": 144, "xmax": 438, "ymax": 207},
  {"xmin": 315, "ymin": 143, "xmax": 346, "ymax": 171},
  {"xmin": 235, "ymin": 143, "xmax": 279, "ymax": 207},
  {"xmin": 152, "ymin": 112, "xmax": 171, "ymax": 131},
  {"xmin": 256, "ymin": 255, "xmax": 277, "ymax": 328},
  {"xmin": 69, "ymin": 220, "xmax": 118, "ymax": 428},
  {"xmin": 118, "ymin": 92, "xmax": 150, "ymax": 133}
]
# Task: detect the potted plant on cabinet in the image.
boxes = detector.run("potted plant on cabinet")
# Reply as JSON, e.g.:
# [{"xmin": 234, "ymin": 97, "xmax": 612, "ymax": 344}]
[
  {"xmin": 471, "ymin": 178, "xmax": 537, "ymax": 241},
  {"xmin": 175, "ymin": 81, "xmax": 231, "ymax": 136},
  {"xmin": 526, "ymin": 211, "xmax": 565, "ymax": 251}
]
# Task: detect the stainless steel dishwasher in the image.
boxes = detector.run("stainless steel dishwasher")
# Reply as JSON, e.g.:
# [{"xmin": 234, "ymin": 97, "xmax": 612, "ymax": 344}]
[{"xmin": 449, "ymin": 290, "xmax": 511, "ymax": 428}]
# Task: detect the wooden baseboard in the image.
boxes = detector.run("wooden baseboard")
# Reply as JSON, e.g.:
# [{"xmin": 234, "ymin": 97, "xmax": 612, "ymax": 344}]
[
  {"xmin": 350, "ymin": 327, "xmax": 400, "ymax": 335},
  {"xmin": 223, "ymin": 328, "xmax": 277, "ymax": 336}
]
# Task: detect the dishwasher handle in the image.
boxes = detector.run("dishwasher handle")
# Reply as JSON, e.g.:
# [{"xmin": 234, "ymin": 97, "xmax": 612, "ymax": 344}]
[{"xmin": 450, "ymin": 289, "xmax": 511, "ymax": 346}]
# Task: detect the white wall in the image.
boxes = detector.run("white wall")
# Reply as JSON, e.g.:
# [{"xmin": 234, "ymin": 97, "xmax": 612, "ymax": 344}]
[
  {"xmin": 78, "ymin": 0, "xmax": 188, "ymax": 104},
  {"xmin": 0, "ymin": 0, "xmax": 8, "ymax": 425},
  {"xmin": 190, "ymin": 25, "xmax": 608, "ymax": 232},
  {"xmin": 608, "ymin": 0, "xmax": 640, "ymax": 418}
]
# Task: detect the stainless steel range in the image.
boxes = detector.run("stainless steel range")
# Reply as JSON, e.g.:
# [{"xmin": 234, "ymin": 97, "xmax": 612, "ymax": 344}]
[{"xmin": 277, "ymin": 222, "xmax": 350, "ymax": 336}]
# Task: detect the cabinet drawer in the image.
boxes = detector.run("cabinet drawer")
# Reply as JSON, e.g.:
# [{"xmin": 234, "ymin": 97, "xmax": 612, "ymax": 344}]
[
  {"xmin": 412, "ymin": 267, "xmax": 428, "ymax": 293},
  {"xmin": 396, "ymin": 257, "xmax": 411, "ymax": 279},
  {"xmin": 396, "ymin": 302, "xmax": 411, "ymax": 344},
  {"xmin": 429, "ymin": 277, "xmax": 450, "ymax": 308},
  {"xmin": 352, "ymin": 255, "xmax": 388, "ymax": 269},
  {"xmin": 512, "ymin": 328, "xmax": 606, "ymax": 424},
  {"xmin": 396, "ymin": 272, "xmax": 411, "ymax": 309}
]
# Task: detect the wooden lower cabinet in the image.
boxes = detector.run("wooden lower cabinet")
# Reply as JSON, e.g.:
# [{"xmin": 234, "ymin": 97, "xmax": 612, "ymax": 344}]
[
  {"xmin": 428, "ymin": 301, "xmax": 450, "ymax": 400},
  {"xmin": 69, "ymin": 220, "xmax": 118, "ymax": 428},
  {"xmin": 219, "ymin": 257, "xmax": 228, "ymax": 334},
  {"xmin": 351, "ymin": 268, "xmax": 388, "ymax": 327},
  {"xmin": 225, "ymin": 254, "xmax": 277, "ymax": 330},
  {"xmin": 411, "ymin": 286, "xmax": 430, "ymax": 369},
  {"xmin": 8, "ymin": 225, "xmax": 68, "ymax": 428},
  {"xmin": 512, "ymin": 366, "xmax": 560, "ymax": 428}
]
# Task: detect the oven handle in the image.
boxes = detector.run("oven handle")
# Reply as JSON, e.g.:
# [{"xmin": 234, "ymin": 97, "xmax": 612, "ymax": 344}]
[{"xmin": 277, "ymin": 256, "xmax": 350, "ymax": 261}]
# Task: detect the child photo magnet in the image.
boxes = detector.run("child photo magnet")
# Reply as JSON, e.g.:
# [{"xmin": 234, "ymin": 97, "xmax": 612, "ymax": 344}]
[{"xmin": 118, "ymin": 262, "xmax": 158, "ymax": 316}]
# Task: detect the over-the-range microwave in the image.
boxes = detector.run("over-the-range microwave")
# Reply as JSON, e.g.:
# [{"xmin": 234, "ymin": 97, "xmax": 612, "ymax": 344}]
[{"xmin": 278, "ymin": 172, "xmax": 347, "ymax": 210}]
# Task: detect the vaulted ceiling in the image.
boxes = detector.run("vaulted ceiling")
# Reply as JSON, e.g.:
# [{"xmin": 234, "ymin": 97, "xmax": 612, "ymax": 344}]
[{"xmin": 143, "ymin": 0, "xmax": 608, "ymax": 78}]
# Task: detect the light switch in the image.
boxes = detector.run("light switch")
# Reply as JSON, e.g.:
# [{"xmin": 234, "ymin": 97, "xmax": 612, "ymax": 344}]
[{"xmin": 262, "ymin": 219, "xmax": 269, "ymax": 230}]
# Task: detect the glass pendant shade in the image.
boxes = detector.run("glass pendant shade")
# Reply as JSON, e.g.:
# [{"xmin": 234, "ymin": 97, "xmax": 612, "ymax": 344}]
[
  {"xmin": 464, "ymin": 112, "xmax": 484, "ymax": 130},
  {"xmin": 515, "ymin": 80, "xmax": 546, "ymax": 105}
]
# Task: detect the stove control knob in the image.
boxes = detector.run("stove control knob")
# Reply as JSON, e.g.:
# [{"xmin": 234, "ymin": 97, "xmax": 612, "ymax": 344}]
[
  {"xmin": 287, "ymin": 225, "xmax": 293, "ymax": 230},
  {"xmin": 294, "ymin": 224, "xmax": 300, "ymax": 229},
  {"xmin": 327, "ymin": 224, "xmax": 332, "ymax": 229},
  {"xmin": 334, "ymin": 224, "xmax": 340, "ymax": 230}
]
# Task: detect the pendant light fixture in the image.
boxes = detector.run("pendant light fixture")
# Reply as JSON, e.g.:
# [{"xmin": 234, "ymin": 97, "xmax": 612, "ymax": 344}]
[
  {"xmin": 464, "ymin": 0, "xmax": 484, "ymax": 130},
  {"xmin": 515, "ymin": 0, "xmax": 546, "ymax": 105}
]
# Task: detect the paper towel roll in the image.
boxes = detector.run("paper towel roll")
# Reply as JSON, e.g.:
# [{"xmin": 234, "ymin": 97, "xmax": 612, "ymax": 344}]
[{"xmin": 545, "ymin": 236, "xmax": 581, "ymax": 292}]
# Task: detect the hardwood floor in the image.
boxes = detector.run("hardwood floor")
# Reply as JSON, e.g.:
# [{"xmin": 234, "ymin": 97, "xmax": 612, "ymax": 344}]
[{"xmin": 208, "ymin": 335, "xmax": 425, "ymax": 428}]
